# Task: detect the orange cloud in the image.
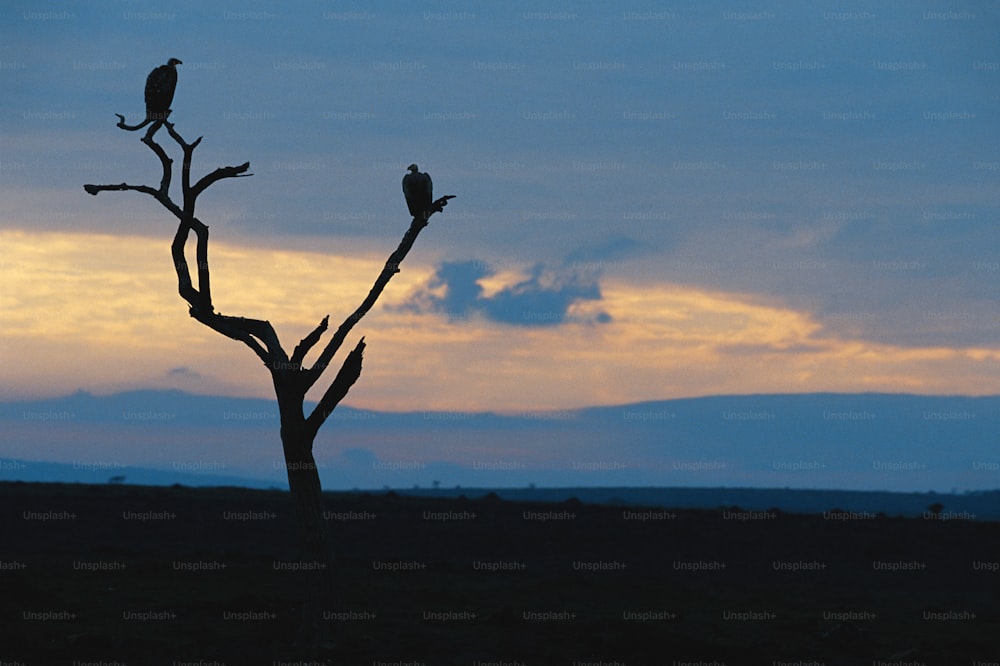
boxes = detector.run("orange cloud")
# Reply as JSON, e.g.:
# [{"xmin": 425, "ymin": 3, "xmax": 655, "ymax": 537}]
[{"xmin": 2, "ymin": 230, "xmax": 998, "ymax": 411}]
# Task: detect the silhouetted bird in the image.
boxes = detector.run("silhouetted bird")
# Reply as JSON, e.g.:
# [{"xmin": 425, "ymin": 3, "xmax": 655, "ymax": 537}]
[
  {"xmin": 144, "ymin": 58, "xmax": 182, "ymax": 124},
  {"xmin": 402, "ymin": 164, "xmax": 433, "ymax": 218}
]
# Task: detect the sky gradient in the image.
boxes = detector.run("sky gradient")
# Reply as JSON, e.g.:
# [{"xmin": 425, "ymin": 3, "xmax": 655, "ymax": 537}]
[{"xmin": 2, "ymin": 2, "xmax": 999, "ymax": 418}]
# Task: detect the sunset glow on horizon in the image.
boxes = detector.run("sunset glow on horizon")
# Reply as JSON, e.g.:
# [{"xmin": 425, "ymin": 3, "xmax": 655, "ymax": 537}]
[{"xmin": 3, "ymin": 229, "xmax": 998, "ymax": 412}]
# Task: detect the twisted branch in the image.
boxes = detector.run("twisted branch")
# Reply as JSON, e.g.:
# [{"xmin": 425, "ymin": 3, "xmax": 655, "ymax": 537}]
[
  {"xmin": 85, "ymin": 118, "xmax": 258, "ymax": 353},
  {"xmin": 85, "ymin": 114, "xmax": 454, "ymax": 436}
]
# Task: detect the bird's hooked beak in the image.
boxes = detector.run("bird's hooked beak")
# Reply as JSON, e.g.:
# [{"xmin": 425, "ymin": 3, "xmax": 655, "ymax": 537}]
[{"xmin": 407, "ymin": 164, "xmax": 418, "ymax": 172}]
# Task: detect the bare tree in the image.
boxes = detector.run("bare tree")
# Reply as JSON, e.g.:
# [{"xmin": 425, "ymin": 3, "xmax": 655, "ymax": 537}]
[{"xmin": 84, "ymin": 112, "xmax": 454, "ymax": 644}]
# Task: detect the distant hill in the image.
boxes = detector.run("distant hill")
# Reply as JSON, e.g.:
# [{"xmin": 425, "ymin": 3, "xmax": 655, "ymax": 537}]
[
  {"xmin": 2, "ymin": 389, "xmax": 998, "ymax": 493},
  {"xmin": 0, "ymin": 458, "xmax": 280, "ymax": 489}
]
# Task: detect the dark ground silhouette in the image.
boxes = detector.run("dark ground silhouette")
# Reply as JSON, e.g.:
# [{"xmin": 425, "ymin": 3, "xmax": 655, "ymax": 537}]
[{"xmin": 2, "ymin": 481, "xmax": 997, "ymax": 664}]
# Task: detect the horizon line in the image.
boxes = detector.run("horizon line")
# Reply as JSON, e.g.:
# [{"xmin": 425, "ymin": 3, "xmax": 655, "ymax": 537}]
[{"xmin": 5, "ymin": 386, "xmax": 1000, "ymax": 416}]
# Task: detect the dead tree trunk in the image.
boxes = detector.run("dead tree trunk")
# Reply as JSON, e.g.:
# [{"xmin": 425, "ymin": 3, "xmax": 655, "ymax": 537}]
[{"xmin": 85, "ymin": 118, "xmax": 454, "ymax": 647}]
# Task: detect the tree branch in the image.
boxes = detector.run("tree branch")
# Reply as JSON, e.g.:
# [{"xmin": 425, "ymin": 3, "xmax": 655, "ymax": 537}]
[
  {"xmin": 191, "ymin": 162, "xmax": 253, "ymax": 201},
  {"xmin": 87, "ymin": 117, "xmax": 267, "ymax": 365},
  {"xmin": 175, "ymin": 127, "xmax": 198, "ymax": 215},
  {"xmin": 171, "ymin": 223, "xmax": 201, "ymax": 305},
  {"xmin": 291, "ymin": 316, "xmax": 329, "ymax": 368},
  {"xmin": 115, "ymin": 112, "xmax": 162, "ymax": 132},
  {"xmin": 193, "ymin": 218, "xmax": 212, "ymax": 311},
  {"xmin": 83, "ymin": 118, "xmax": 192, "ymax": 220},
  {"xmin": 305, "ymin": 337, "xmax": 366, "ymax": 439},
  {"xmin": 83, "ymin": 182, "xmax": 157, "ymax": 197},
  {"xmin": 140, "ymin": 122, "xmax": 173, "ymax": 195},
  {"xmin": 301, "ymin": 194, "xmax": 455, "ymax": 391},
  {"xmin": 163, "ymin": 119, "xmax": 193, "ymax": 148},
  {"xmin": 82, "ymin": 182, "xmax": 184, "ymax": 220},
  {"xmin": 189, "ymin": 309, "xmax": 278, "ymax": 367}
]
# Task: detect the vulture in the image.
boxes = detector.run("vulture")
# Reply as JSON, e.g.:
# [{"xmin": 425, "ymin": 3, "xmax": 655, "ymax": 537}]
[
  {"xmin": 144, "ymin": 58, "xmax": 182, "ymax": 123},
  {"xmin": 402, "ymin": 164, "xmax": 433, "ymax": 218}
]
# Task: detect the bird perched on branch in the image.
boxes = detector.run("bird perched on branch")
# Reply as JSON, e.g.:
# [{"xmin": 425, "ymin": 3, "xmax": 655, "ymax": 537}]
[
  {"xmin": 402, "ymin": 164, "xmax": 433, "ymax": 219},
  {"xmin": 145, "ymin": 58, "xmax": 182, "ymax": 124},
  {"xmin": 115, "ymin": 58, "xmax": 183, "ymax": 132}
]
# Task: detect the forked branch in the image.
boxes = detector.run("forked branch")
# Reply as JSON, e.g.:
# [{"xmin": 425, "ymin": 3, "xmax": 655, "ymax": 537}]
[{"xmin": 85, "ymin": 119, "xmax": 260, "ymax": 361}]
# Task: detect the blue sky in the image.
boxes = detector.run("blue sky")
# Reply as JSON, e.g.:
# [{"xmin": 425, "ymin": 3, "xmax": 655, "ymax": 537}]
[{"xmin": 1, "ymin": 1, "xmax": 999, "ymax": 488}]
